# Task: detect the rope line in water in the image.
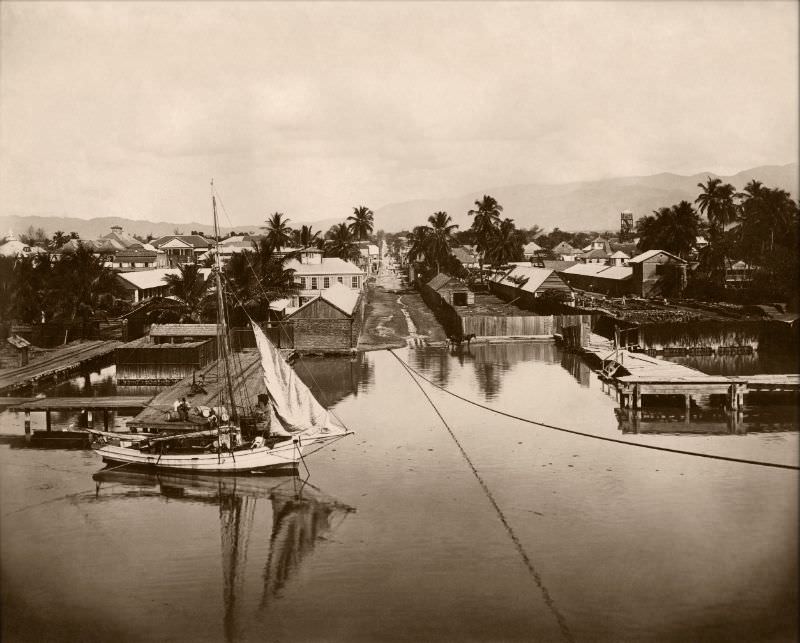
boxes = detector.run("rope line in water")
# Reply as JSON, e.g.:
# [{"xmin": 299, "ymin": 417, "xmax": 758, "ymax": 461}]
[
  {"xmin": 391, "ymin": 351, "xmax": 575, "ymax": 643},
  {"xmin": 389, "ymin": 350, "xmax": 800, "ymax": 472}
]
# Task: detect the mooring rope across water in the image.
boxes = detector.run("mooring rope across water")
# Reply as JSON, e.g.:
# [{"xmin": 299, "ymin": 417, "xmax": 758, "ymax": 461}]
[
  {"xmin": 389, "ymin": 350, "xmax": 575, "ymax": 643},
  {"xmin": 389, "ymin": 350, "xmax": 800, "ymax": 472}
]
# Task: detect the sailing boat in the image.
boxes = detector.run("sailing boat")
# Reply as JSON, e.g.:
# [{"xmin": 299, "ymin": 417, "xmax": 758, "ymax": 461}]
[{"xmin": 89, "ymin": 186, "xmax": 353, "ymax": 473}]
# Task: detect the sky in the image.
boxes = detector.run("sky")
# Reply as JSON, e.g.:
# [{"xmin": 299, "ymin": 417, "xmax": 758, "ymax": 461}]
[{"xmin": 1, "ymin": 1, "xmax": 797, "ymax": 227}]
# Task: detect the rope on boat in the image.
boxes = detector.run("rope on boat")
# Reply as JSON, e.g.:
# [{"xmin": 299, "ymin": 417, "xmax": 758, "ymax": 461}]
[
  {"xmin": 391, "ymin": 350, "xmax": 575, "ymax": 643},
  {"xmin": 388, "ymin": 350, "xmax": 800, "ymax": 472}
]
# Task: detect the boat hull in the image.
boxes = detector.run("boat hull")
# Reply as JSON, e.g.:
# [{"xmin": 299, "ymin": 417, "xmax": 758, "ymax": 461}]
[{"xmin": 94, "ymin": 434, "xmax": 342, "ymax": 473}]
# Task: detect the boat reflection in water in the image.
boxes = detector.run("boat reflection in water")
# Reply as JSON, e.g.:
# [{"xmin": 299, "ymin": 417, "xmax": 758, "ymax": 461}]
[{"xmin": 92, "ymin": 469, "xmax": 355, "ymax": 642}]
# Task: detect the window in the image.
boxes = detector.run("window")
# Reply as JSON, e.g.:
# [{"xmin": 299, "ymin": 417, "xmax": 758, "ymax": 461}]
[
  {"xmin": 337, "ymin": 276, "xmax": 344, "ymax": 284},
  {"xmin": 299, "ymin": 277, "xmax": 307, "ymax": 289},
  {"xmin": 323, "ymin": 277, "xmax": 330, "ymax": 289},
  {"xmin": 351, "ymin": 276, "xmax": 359, "ymax": 289},
  {"xmin": 311, "ymin": 277, "xmax": 318, "ymax": 289}
]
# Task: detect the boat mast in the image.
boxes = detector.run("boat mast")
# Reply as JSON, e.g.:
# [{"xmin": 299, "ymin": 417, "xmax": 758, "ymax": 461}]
[{"xmin": 212, "ymin": 180, "xmax": 239, "ymax": 423}]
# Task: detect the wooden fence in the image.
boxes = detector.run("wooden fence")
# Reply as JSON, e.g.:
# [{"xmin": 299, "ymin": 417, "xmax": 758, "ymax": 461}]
[
  {"xmin": 461, "ymin": 314, "xmax": 595, "ymax": 338},
  {"xmin": 230, "ymin": 324, "xmax": 294, "ymax": 350}
]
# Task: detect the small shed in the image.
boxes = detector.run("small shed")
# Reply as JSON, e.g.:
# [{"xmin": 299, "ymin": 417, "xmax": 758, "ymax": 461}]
[
  {"xmin": 149, "ymin": 324, "xmax": 218, "ymax": 344},
  {"xmin": 426, "ymin": 273, "xmax": 474, "ymax": 306},
  {"xmin": 1, "ymin": 334, "xmax": 31, "ymax": 368}
]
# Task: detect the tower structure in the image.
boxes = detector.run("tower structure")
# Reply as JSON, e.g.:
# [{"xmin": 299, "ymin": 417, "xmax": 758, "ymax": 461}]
[{"xmin": 620, "ymin": 210, "xmax": 634, "ymax": 241}]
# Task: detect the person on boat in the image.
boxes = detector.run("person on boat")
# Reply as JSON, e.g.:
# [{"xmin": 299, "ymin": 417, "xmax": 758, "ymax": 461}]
[{"xmin": 178, "ymin": 398, "xmax": 189, "ymax": 421}]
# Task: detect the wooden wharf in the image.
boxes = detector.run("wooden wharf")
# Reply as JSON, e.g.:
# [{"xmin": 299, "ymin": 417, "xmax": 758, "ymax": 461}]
[
  {"xmin": 9, "ymin": 396, "xmax": 151, "ymax": 440},
  {"xmin": 583, "ymin": 342, "xmax": 797, "ymax": 415},
  {"xmin": 0, "ymin": 340, "xmax": 123, "ymax": 394}
]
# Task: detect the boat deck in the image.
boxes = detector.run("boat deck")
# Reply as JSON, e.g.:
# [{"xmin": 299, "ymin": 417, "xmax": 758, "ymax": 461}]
[{"xmin": 127, "ymin": 350, "xmax": 268, "ymax": 430}]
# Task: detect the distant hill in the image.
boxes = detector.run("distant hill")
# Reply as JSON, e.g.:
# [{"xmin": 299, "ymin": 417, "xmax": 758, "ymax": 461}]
[
  {"xmin": 373, "ymin": 163, "xmax": 798, "ymax": 232},
  {"xmin": 1, "ymin": 164, "xmax": 796, "ymax": 239},
  {"xmin": 0, "ymin": 215, "xmax": 344, "ymax": 242}
]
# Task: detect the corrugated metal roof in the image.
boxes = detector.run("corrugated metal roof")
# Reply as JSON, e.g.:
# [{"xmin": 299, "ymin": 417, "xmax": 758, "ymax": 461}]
[
  {"xmin": 284, "ymin": 257, "xmax": 363, "ymax": 275},
  {"xmin": 552, "ymin": 242, "xmax": 578, "ymax": 254},
  {"xmin": 493, "ymin": 266, "xmax": 558, "ymax": 292},
  {"xmin": 116, "ymin": 267, "xmax": 212, "ymax": 290},
  {"xmin": 563, "ymin": 263, "xmax": 632, "ymax": 280},
  {"xmin": 150, "ymin": 324, "xmax": 218, "ymax": 337}
]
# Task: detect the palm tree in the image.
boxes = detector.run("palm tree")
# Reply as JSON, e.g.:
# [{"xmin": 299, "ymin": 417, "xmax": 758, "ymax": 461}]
[
  {"xmin": 325, "ymin": 223, "xmax": 361, "ymax": 262},
  {"xmin": 347, "ymin": 206, "xmax": 374, "ymax": 241},
  {"xmin": 223, "ymin": 239, "xmax": 298, "ymax": 323},
  {"xmin": 262, "ymin": 212, "xmax": 293, "ymax": 249},
  {"xmin": 485, "ymin": 218, "xmax": 523, "ymax": 267},
  {"xmin": 468, "ymin": 195, "xmax": 503, "ymax": 281},
  {"xmin": 636, "ymin": 201, "xmax": 700, "ymax": 258},
  {"xmin": 49, "ymin": 230, "xmax": 70, "ymax": 251},
  {"xmin": 293, "ymin": 224, "xmax": 322, "ymax": 249},
  {"xmin": 695, "ymin": 177, "xmax": 738, "ymax": 237},
  {"xmin": 426, "ymin": 211, "xmax": 458, "ymax": 274},
  {"xmin": 161, "ymin": 263, "xmax": 213, "ymax": 322},
  {"xmin": 405, "ymin": 225, "xmax": 431, "ymax": 265}
]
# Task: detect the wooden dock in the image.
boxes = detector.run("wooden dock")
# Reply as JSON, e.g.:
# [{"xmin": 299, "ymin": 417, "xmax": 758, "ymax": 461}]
[
  {"xmin": 0, "ymin": 340, "xmax": 123, "ymax": 394},
  {"xmin": 584, "ymin": 344, "xmax": 797, "ymax": 413},
  {"xmin": 9, "ymin": 396, "xmax": 151, "ymax": 437},
  {"xmin": 127, "ymin": 350, "xmax": 268, "ymax": 431}
]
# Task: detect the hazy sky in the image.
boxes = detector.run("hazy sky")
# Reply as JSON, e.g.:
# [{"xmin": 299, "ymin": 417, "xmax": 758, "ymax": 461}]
[{"xmin": 1, "ymin": 1, "xmax": 797, "ymax": 227}]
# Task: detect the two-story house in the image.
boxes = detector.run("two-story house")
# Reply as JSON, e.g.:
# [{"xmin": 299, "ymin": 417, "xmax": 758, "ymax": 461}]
[{"xmin": 284, "ymin": 247, "xmax": 364, "ymax": 309}]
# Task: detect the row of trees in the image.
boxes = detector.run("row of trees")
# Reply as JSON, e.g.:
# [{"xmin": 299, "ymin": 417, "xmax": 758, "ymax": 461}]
[
  {"xmin": 403, "ymin": 195, "xmax": 527, "ymax": 282},
  {"xmin": 636, "ymin": 178, "xmax": 799, "ymax": 298}
]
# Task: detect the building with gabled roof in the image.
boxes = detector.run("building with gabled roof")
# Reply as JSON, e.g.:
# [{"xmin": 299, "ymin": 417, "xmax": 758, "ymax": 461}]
[
  {"xmin": 426, "ymin": 273, "xmax": 474, "ymax": 306},
  {"xmin": 488, "ymin": 265, "xmax": 572, "ymax": 307},
  {"xmin": 285, "ymin": 282, "xmax": 365, "ymax": 350},
  {"xmin": 115, "ymin": 267, "xmax": 212, "ymax": 304}
]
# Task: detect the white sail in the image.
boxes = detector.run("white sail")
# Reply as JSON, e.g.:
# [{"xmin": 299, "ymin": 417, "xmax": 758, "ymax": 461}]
[{"xmin": 252, "ymin": 322, "xmax": 344, "ymax": 436}]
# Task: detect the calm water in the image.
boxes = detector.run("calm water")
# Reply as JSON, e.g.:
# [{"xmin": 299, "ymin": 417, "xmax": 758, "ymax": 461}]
[{"xmin": 1, "ymin": 343, "xmax": 797, "ymax": 642}]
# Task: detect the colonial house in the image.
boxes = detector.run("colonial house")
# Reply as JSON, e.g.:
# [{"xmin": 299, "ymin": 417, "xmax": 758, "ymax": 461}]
[
  {"xmin": 108, "ymin": 247, "xmax": 159, "ymax": 271},
  {"xmin": 724, "ymin": 260, "xmax": 756, "ymax": 288},
  {"xmin": 116, "ymin": 267, "xmax": 213, "ymax": 304},
  {"xmin": 151, "ymin": 235, "xmax": 213, "ymax": 267},
  {"xmin": 577, "ymin": 237, "xmax": 613, "ymax": 264},
  {"xmin": 101, "ymin": 225, "xmax": 141, "ymax": 249},
  {"xmin": 284, "ymin": 247, "xmax": 364, "ymax": 310}
]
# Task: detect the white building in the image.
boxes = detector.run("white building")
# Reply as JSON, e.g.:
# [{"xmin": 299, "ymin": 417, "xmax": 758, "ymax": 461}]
[{"xmin": 284, "ymin": 248, "xmax": 364, "ymax": 309}]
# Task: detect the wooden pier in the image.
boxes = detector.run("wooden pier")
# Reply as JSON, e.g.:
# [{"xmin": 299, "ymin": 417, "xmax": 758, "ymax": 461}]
[
  {"xmin": 9, "ymin": 395, "xmax": 151, "ymax": 440},
  {"xmin": 584, "ymin": 344, "xmax": 797, "ymax": 415},
  {"xmin": 0, "ymin": 340, "xmax": 123, "ymax": 394}
]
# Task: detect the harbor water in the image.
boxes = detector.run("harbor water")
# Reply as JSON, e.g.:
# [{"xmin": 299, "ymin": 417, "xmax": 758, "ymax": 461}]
[{"xmin": 1, "ymin": 343, "xmax": 797, "ymax": 642}]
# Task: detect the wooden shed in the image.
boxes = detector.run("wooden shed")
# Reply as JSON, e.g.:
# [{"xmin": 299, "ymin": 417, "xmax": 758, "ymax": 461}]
[
  {"xmin": 115, "ymin": 337, "xmax": 217, "ymax": 385},
  {"xmin": 285, "ymin": 283, "xmax": 365, "ymax": 351},
  {"xmin": 0, "ymin": 334, "xmax": 31, "ymax": 368},
  {"xmin": 426, "ymin": 273, "xmax": 474, "ymax": 306},
  {"xmin": 149, "ymin": 323, "xmax": 218, "ymax": 344}
]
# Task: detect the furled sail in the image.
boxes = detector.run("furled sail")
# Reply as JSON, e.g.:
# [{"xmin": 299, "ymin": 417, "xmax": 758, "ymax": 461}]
[{"xmin": 252, "ymin": 322, "xmax": 343, "ymax": 435}]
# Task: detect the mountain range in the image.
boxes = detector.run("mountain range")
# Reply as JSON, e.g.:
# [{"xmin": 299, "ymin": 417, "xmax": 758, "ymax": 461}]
[
  {"xmin": 373, "ymin": 163, "xmax": 798, "ymax": 232},
  {"xmin": 1, "ymin": 163, "xmax": 796, "ymax": 240}
]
